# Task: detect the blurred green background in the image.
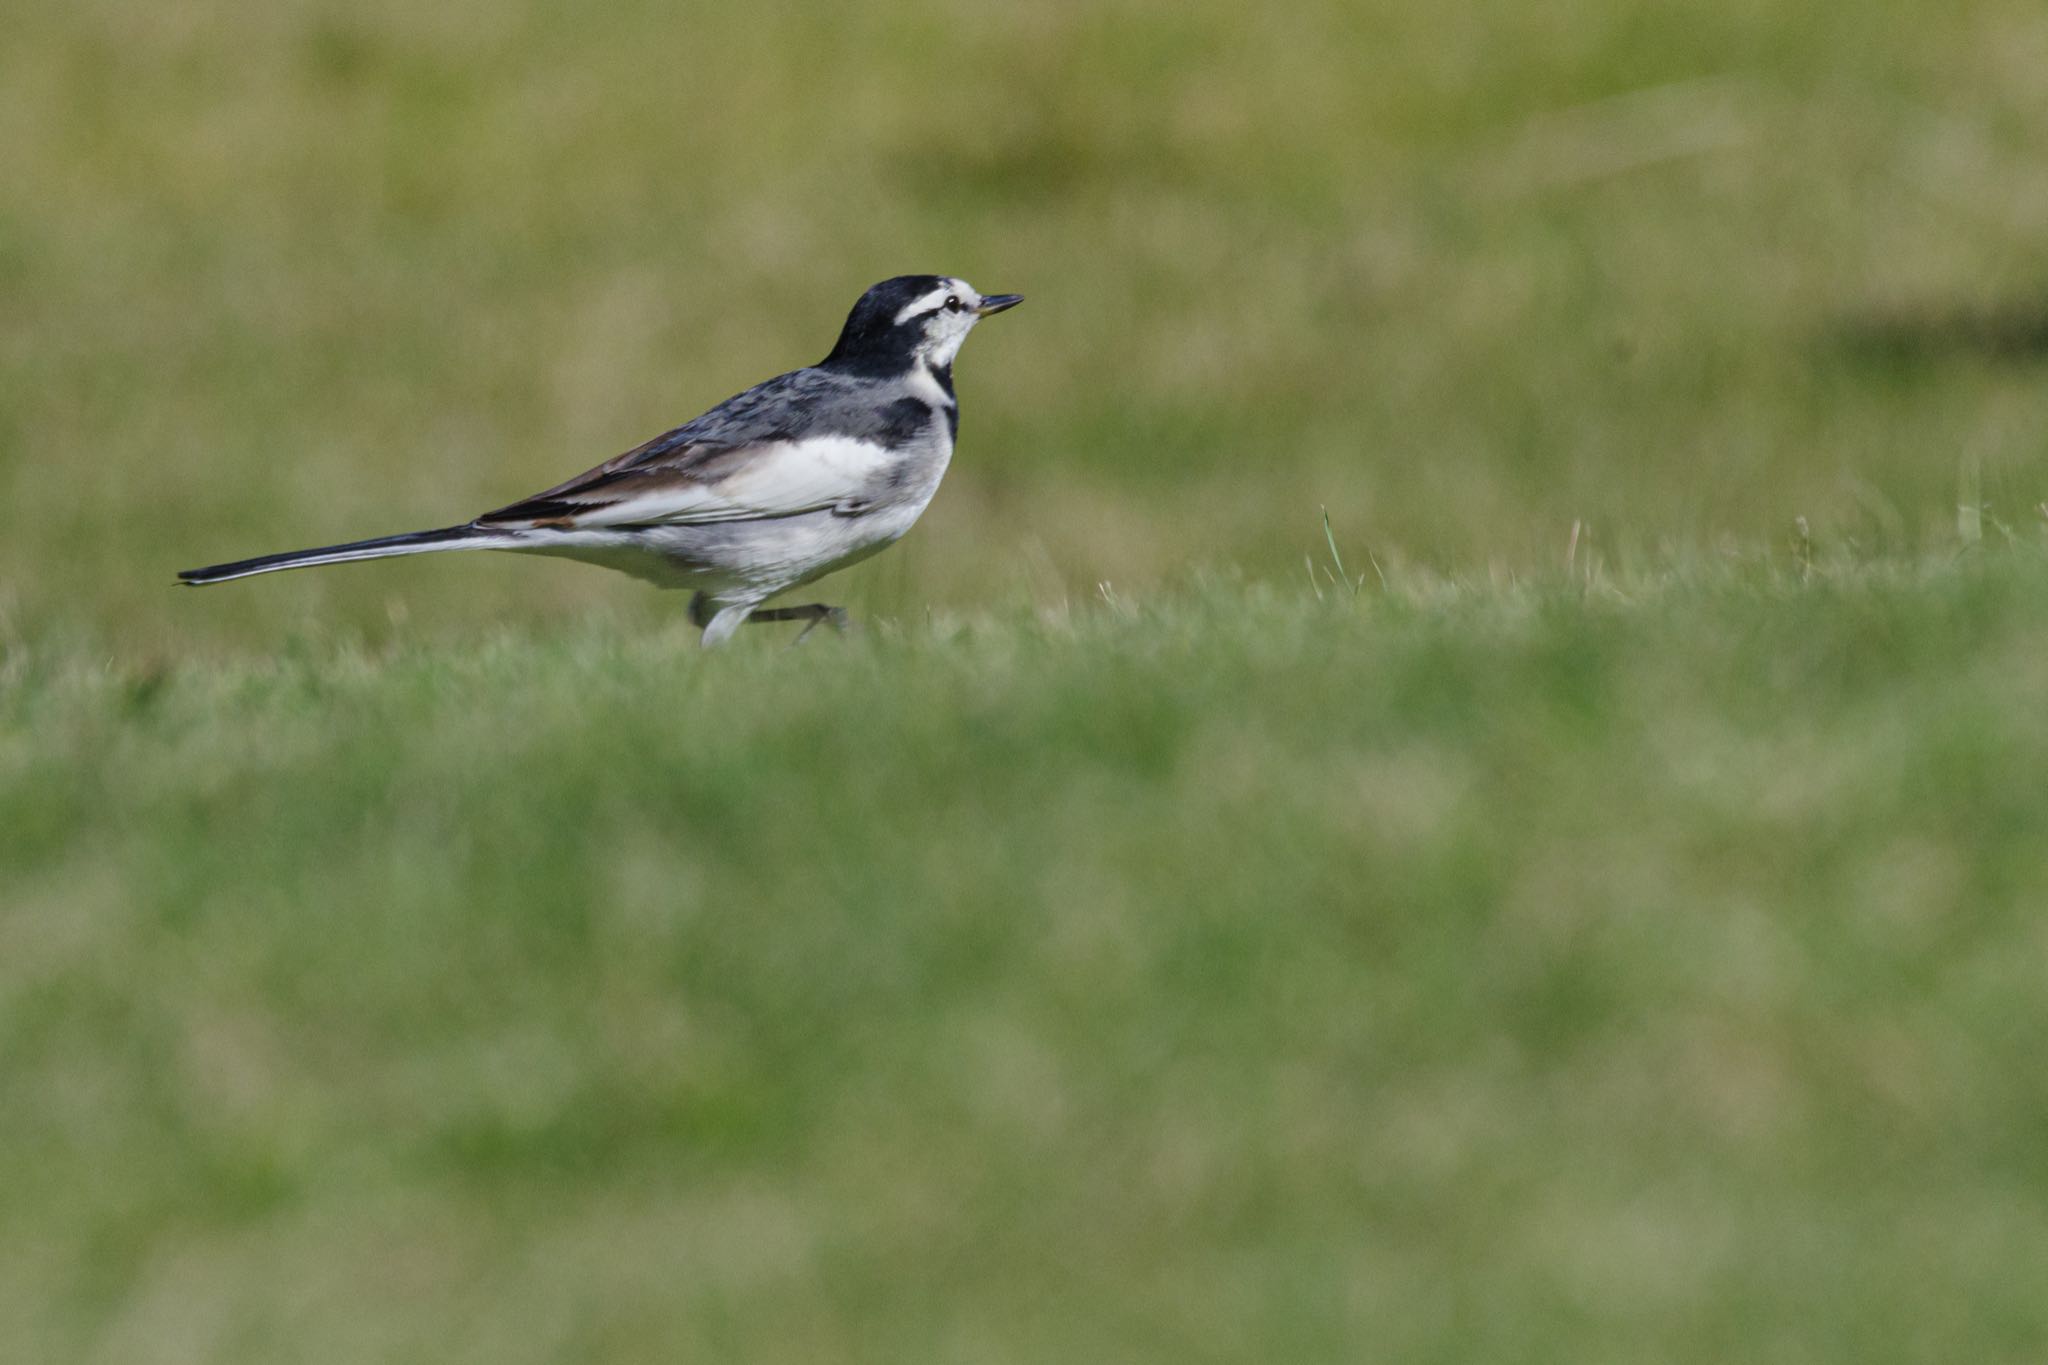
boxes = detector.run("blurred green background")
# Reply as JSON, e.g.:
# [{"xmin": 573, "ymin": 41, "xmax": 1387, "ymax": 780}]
[
  {"xmin": 9, "ymin": 2, "xmax": 2048, "ymax": 1362},
  {"xmin": 8, "ymin": 0, "xmax": 2048, "ymax": 651}
]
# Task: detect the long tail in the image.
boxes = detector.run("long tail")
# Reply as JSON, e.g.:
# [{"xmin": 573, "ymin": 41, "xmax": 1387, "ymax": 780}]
[{"xmin": 178, "ymin": 524, "xmax": 520, "ymax": 585}]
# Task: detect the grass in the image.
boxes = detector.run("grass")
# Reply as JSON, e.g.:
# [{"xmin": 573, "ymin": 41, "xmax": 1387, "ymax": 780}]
[
  {"xmin": 8, "ymin": 554, "xmax": 2048, "ymax": 1361},
  {"xmin": 9, "ymin": 0, "xmax": 2048, "ymax": 1358},
  {"xmin": 9, "ymin": 0, "xmax": 2048, "ymax": 653}
]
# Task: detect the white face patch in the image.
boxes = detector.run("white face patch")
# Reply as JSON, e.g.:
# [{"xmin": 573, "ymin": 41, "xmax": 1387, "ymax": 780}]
[{"xmin": 895, "ymin": 277, "xmax": 983, "ymax": 370}]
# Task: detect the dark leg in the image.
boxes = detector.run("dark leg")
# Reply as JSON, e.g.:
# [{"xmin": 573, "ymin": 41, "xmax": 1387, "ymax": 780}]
[{"xmin": 746, "ymin": 603, "xmax": 852, "ymax": 643}]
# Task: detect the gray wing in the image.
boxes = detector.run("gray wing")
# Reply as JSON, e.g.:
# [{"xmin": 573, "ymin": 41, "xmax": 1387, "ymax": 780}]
[{"xmin": 479, "ymin": 367, "xmax": 907, "ymax": 527}]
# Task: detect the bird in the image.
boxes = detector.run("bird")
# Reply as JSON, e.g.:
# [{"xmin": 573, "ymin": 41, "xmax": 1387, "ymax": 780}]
[{"xmin": 180, "ymin": 275, "xmax": 1023, "ymax": 646}]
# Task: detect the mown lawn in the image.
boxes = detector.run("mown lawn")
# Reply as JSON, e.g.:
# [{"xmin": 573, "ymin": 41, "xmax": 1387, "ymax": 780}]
[
  {"xmin": 8, "ymin": 0, "xmax": 2048, "ymax": 654},
  {"xmin": 5, "ymin": 556, "xmax": 2046, "ymax": 1362},
  {"xmin": 8, "ymin": 0, "xmax": 2048, "ymax": 1357}
]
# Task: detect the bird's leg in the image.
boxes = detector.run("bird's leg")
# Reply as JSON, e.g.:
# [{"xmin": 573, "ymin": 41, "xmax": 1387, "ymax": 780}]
[
  {"xmin": 694, "ymin": 595, "xmax": 760, "ymax": 648},
  {"xmin": 746, "ymin": 603, "xmax": 853, "ymax": 644}
]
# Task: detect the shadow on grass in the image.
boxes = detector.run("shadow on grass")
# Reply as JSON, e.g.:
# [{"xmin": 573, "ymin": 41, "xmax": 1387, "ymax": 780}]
[{"xmin": 1833, "ymin": 299, "xmax": 2048, "ymax": 365}]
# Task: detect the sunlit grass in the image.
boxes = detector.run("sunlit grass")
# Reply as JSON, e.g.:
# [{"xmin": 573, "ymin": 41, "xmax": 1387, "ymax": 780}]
[
  {"xmin": 6, "ymin": 0, "xmax": 2048, "ymax": 654},
  {"xmin": 7, "ymin": 552, "xmax": 2048, "ymax": 1360}
]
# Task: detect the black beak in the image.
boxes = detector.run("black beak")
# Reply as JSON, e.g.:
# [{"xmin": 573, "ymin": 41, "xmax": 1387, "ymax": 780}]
[{"xmin": 974, "ymin": 294, "xmax": 1024, "ymax": 317}]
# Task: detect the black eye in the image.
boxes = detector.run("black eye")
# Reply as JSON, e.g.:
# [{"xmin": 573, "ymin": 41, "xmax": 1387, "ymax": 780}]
[{"xmin": 944, "ymin": 296, "xmax": 962, "ymax": 313}]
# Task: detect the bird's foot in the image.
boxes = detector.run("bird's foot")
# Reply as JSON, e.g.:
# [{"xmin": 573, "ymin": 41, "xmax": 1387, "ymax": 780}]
[{"xmin": 746, "ymin": 603, "xmax": 853, "ymax": 646}]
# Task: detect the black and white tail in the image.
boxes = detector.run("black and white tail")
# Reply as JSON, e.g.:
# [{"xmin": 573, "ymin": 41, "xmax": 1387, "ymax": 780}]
[{"xmin": 178, "ymin": 524, "xmax": 518, "ymax": 585}]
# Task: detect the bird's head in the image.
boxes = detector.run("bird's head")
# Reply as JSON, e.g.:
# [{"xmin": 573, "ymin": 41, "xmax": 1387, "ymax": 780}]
[{"xmin": 822, "ymin": 275, "xmax": 1023, "ymax": 374}]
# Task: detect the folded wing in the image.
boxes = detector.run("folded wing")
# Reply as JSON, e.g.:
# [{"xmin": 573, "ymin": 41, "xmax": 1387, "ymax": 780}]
[
  {"xmin": 480, "ymin": 434, "xmax": 892, "ymax": 528},
  {"xmin": 476, "ymin": 368, "xmax": 891, "ymax": 530}
]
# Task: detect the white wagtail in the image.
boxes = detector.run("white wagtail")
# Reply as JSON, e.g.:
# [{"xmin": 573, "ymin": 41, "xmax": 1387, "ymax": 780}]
[{"xmin": 181, "ymin": 276, "xmax": 1023, "ymax": 645}]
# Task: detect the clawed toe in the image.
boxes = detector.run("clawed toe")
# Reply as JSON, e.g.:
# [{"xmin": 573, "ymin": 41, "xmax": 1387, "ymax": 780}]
[
  {"xmin": 730, "ymin": 601, "xmax": 853, "ymax": 646},
  {"xmin": 790, "ymin": 607, "xmax": 853, "ymax": 646}
]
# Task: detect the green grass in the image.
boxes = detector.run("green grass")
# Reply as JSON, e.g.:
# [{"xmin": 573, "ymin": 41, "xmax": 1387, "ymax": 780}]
[
  {"xmin": 9, "ymin": 0, "xmax": 2048, "ymax": 652},
  {"xmin": 9, "ymin": 0, "xmax": 2048, "ymax": 1358},
  {"xmin": 8, "ymin": 556, "xmax": 2048, "ymax": 1361}
]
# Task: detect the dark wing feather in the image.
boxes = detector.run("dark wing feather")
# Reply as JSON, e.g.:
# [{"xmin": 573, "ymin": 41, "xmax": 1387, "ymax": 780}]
[
  {"xmin": 478, "ymin": 426, "xmax": 728, "ymax": 524},
  {"xmin": 477, "ymin": 366, "xmax": 857, "ymax": 526}
]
